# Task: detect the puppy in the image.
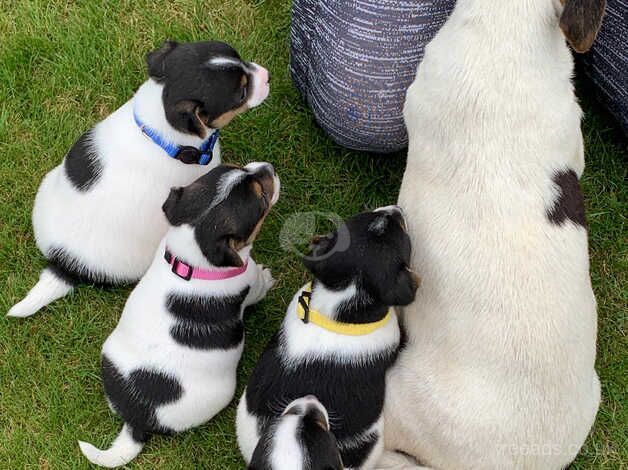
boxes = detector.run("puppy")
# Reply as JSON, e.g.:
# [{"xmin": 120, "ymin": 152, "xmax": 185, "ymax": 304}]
[
  {"xmin": 78, "ymin": 162, "xmax": 280, "ymax": 468},
  {"xmin": 9, "ymin": 40, "xmax": 270, "ymax": 318},
  {"xmin": 249, "ymin": 396, "xmax": 343, "ymax": 470},
  {"xmin": 384, "ymin": 0, "xmax": 605, "ymax": 469},
  {"xmin": 237, "ymin": 206, "xmax": 419, "ymax": 470}
]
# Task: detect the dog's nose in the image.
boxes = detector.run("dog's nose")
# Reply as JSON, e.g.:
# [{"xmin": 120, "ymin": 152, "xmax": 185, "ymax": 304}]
[{"xmin": 251, "ymin": 63, "xmax": 270, "ymax": 83}]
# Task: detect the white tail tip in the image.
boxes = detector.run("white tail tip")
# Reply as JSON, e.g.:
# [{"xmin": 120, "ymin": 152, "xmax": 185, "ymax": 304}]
[
  {"xmin": 7, "ymin": 268, "xmax": 73, "ymax": 318},
  {"xmin": 78, "ymin": 425, "xmax": 143, "ymax": 468}
]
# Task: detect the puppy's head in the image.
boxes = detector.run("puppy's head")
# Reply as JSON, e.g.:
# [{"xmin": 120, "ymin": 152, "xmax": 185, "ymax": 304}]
[
  {"xmin": 146, "ymin": 40, "xmax": 270, "ymax": 136},
  {"xmin": 304, "ymin": 206, "xmax": 419, "ymax": 307},
  {"xmin": 162, "ymin": 162, "xmax": 279, "ymax": 267},
  {"xmin": 249, "ymin": 396, "xmax": 343, "ymax": 470},
  {"xmin": 557, "ymin": 0, "xmax": 606, "ymax": 53}
]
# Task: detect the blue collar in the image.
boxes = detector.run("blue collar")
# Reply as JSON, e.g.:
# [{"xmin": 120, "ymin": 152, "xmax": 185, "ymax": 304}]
[{"xmin": 133, "ymin": 109, "xmax": 219, "ymax": 166}]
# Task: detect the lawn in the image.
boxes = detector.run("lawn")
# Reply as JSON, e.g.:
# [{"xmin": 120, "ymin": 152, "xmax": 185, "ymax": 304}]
[{"xmin": 0, "ymin": 0, "xmax": 626, "ymax": 468}]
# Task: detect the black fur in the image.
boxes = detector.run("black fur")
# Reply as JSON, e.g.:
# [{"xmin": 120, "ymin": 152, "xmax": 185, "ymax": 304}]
[
  {"xmin": 162, "ymin": 164, "xmax": 274, "ymax": 267},
  {"xmin": 101, "ymin": 355, "xmax": 183, "ymax": 442},
  {"xmin": 166, "ymin": 288, "xmax": 250, "ymax": 349},
  {"xmin": 300, "ymin": 410, "xmax": 344, "ymax": 470},
  {"xmin": 547, "ymin": 169, "xmax": 587, "ymax": 228},
  {"xmin": 146, "ymin": 40, "xmax": 254, "ymax": 136},
  {"xmin": 337, "ymin": 432, "xmax": 378, "ymax": 469},
  {"xmin": 248, "ymin": 429, "xmax": 273, "ymax": 470},
  {"xmin": 63, "ymin": 129, "xmax": 102, "ymax": 191},
  {"xmin": 47, "ymin": 246, "xmax": 128, "ymax": 286}
]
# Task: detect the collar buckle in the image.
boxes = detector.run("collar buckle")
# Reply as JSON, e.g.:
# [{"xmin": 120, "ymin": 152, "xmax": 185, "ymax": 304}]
[
  {"xmin": 298, "ymin": 290, "xmax": 312, "ymax": 324},
  {"xmin": 165, "ymin": 250, "xmax": 193, "ymax": 281}
]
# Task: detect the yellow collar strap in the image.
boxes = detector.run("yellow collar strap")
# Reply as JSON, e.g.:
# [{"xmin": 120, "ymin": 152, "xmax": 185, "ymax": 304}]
[{"xmin": 296, "ymin": 282, "xmax": 392, "ymax": 336}]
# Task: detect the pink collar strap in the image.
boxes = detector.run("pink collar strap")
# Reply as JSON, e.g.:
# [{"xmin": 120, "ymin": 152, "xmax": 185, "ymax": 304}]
[{"xmin": 164, "ymin": 249, "xmax": 248, "ymax": 281}]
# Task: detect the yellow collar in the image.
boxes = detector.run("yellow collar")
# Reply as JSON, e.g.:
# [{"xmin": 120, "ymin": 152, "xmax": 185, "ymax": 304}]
[{"xmin": 296, "ymin": 282, "xmax": 393, "ymax": 336}]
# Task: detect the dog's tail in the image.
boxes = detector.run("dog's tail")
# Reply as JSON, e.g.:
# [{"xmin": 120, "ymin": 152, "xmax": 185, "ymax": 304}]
[
  {"xmin": 78, "ymin": 424, "xmax": 144, "ymax": 468},
  {"xmin": 7, "ymin": 267, "xmax": 74, "ymax": 318}
]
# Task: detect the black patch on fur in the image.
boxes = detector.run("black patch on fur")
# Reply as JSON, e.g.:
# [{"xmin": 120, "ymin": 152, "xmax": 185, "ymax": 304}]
[
  {"xmin": 166, "ymin": 288, "xmax": 249, "ymax": 349},
  {"xmin": 63, "ymin": 129, "xmax": 102, "ymax": 191},
  {"xmin": 546, "ymin": 169, "xmax": 587, "ymax": 228},
  {"xmin": 146, "ymin": 40, "xmax": 254, "ymax": 136},
  {"xmin": 338, "ymin": 431, "xmax": 378, "ymax": 468},
  {"xmin": 245, "ymin": 333, "xmax": 399, "ymax": 468},
  {"xmin": 47, "ymin": 246, "xmax": 129, "ymax": 286},
  {"xmin": 102, "ymin": 355, "xmax": 183, "ymax": 441}
]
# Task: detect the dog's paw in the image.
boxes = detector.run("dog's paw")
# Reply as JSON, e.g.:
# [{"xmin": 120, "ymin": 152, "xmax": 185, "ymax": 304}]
[{"xmin": 260, "ymin": 267, "xmax": 276, "ymax": 291}]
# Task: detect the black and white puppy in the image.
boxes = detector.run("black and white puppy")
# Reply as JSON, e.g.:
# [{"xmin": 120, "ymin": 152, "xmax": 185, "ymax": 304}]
[
  {"xmin": 9, "ymin": 40, "xmax": 270, "ymax": 318},
  {"xmin": 237, "ymin": 206, "xmax": 420, "ymax": 470},
  {"xmin": 249, "ymin": 396, "xmax": 343, "ymax": 470},
  {"xmin": 79, "ymin": 162, "xmax": 280, "ymax": 468}
]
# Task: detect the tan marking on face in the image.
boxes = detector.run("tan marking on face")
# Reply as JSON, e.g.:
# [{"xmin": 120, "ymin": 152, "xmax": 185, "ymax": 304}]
[
  {"xmin": 210, "ymin": 101, "xmax": 249, "ymax": 129},
  {"xmin": 243, "ymin": 177, "xmax": 275, "ymax": 245},
  {"xmin": 257, "ymin": 173, "xmax": 275, "ymax": 201},
  {"xmin": 252, "ymin": 180, "xmax": 263, "ymax": 197}
]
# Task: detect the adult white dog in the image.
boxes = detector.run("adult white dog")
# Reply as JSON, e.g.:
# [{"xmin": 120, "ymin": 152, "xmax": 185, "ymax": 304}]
[{"xmin": 382, "ymin": 0, "xmax": 605, "ymax": 469}]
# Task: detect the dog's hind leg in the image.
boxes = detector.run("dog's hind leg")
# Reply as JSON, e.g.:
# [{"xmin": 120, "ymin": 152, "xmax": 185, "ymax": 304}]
[
  {"xmin": 377, "ymin": 451, "xmax": 434, "ymax": 470},
  {"xmin": 7, "ymin": 266, "xmax": 74, "ymax": 318}
]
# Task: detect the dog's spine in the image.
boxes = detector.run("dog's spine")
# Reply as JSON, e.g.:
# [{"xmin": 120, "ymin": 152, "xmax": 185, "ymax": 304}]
[
  {"xmin": 7, "ymin": 267, "xmax": 74, "ymax": 318},
  {"xmin": 78, "ymin": 424, "xmax": 144, "ymax": 468}
]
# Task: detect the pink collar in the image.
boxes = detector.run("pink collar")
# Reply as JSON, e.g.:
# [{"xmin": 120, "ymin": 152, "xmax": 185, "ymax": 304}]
[{"xmin": 164, "ymin": 249, "xmax": 248, "ymax": 281}]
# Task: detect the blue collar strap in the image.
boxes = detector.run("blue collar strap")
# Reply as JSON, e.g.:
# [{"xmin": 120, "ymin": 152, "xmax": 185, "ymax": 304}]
[{"xmin": 133, "ymin": 109, "xmax": 219, "ymax": 166}]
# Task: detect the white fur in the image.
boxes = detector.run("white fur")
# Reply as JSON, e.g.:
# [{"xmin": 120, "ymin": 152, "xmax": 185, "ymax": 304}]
[
  {"xmin": 79, "ymin": 231, "xmax": 275, "ymax": 467},
  {"xmin": 383, "ymin": 1, "xmax": 600, "ymax": 469},
  {"xmin": 9, "ymin": 79, "xmax": 220, "ymax": 317},
  {"xmin": 236, "ymin": 392, "xmax": 261, "ymax": 464},
  {"xmin": 237, "ymin": 284, "xmax": 399, "ymax": 469},
  {"xmin": 269, "ymin": 415, "xmax": 305, "ymax": 470}
]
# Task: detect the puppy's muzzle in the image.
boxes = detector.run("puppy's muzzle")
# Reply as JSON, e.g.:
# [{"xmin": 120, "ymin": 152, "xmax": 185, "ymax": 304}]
[{"xmin": 247, "ymin": 63, "xmax": 270, "ymax": 108}]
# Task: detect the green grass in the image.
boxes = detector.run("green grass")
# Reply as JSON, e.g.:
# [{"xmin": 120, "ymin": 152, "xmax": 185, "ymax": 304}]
[{"xmin": 0, "ymin": 1, "xmax": 625, "ymax": 468}]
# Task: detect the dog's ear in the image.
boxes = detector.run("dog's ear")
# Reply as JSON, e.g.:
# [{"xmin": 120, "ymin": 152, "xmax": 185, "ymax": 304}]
[
  {"xmin": 171, "ymin": 100, "xmax": 207, "ymax": 137},
  {"xmin": 162, "ymin": 187, "xmax": 184, "ymax": 225},
  {"xmin": 560, "ymin": 0, "xmax": 606, "ymax": 53},
  {"xmin": 195, "ymin": 209, "xmax": 245, "ymax": 267},
  {"xmin": 202, "ymin": 236, "xmax": 244, "ymax": 268},
  {"xmin": 146, "ymin": 40, "xmax": 179, "ymax": 81},
  {"xmin": 302, "ymin": 233, "xmax": 335, "ymax": 275},
  {"xmin": 379, "ymin": 267, "xmax": 420, "ymax": 307}
]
